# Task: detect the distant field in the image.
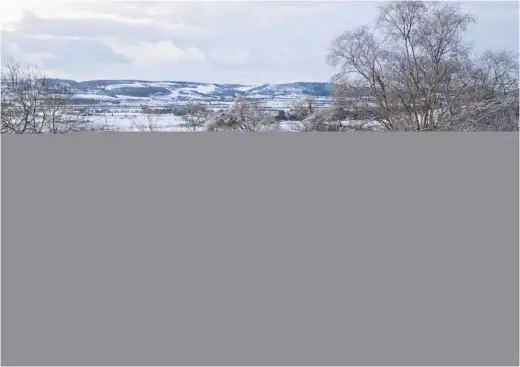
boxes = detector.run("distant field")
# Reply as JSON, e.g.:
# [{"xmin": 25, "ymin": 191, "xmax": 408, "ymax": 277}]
[
  {"xmin": 86, "ymin": 112, "xmax": 297, "ymax": 132},
  {"xmin": 69, "ymin": 96, "xmax": 332, "ymax": 131}
]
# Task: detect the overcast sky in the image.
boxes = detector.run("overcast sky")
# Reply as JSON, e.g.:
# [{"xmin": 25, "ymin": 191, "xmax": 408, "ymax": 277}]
[{"xmin": 1, "ymin": 0, "xmax": 518, "ymax": 84}]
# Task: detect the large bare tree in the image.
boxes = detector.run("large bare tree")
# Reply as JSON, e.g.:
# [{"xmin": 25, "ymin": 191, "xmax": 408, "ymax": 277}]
[
  {"xmin": 1, "ymin": 61, "xmax": 88, "ymax": 134},
  {"xmin": 206, "ymin": 96, "xmax": 277, "ymax": 132},
  {"xmin": 327, "ymin": 0, "xmax": 518, "ymax": 131}
]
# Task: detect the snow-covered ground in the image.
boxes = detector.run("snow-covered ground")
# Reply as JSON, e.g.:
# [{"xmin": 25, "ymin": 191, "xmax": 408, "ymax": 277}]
[
  {"xmin": 84, "ymin": 112, "xmax": 381, "ymax": 132},
  {"xmin": 235, "ymin": 85, "xmax": 263, "ymax": 92},
  {"xmin": 87, "ymin": 113, "xmax": 187, "ymax": 131},
  {"xmin": 192, "ymin": 84, "xmax": 218, "ymax": 94},
  {"xmin": 67, "ymin": 80, "xmax": 334, "ymax": 132},
  {"xmin": 105, "ymin": 82, "xmax": 150, "ymax": 91},
  {"xmin": 73, "ymin": 94, "xmax": 119, "ymax": 101},
  {"xmin": 86, "ymin": 113, "xmax": 299, "ymax": 132}
]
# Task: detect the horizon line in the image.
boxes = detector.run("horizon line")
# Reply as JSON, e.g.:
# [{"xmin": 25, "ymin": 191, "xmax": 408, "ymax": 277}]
[{"xmin": 49, "ymin": 77, "xmax": 335, "ymax": 85}]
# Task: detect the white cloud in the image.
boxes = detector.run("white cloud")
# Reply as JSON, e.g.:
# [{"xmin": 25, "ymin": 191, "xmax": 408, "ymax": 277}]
[
  {"xmin": 33, "ymin": 9, "xmax": 204, "ymax": 35},
  {"xmin": 26, "ymin": 34, "xmax": 83, "ymax": 41},
  {"xmin": 103, "ymin": 39, "xmax": 206, "ymax": 65},
  {"xmin": 210, "ymin": 49, "xmax": 251, "ymax": 67},
  {"xmin": 1, "ymin": 0, "xmax": 517, "ymax": 84},
  {"xmin": 1, "ymin": 40, "xmax": 55, "ymax": 66},
  {"xmin": 3, "ymin": 42, "xmax": 21, "ymax": 54},
  {"xmin": 23, "ymin": 51, "xmax": 55, "ymax": 65},
  {"xmin": 39, "ymin": 67, "xmax": 75, "ymax": 80}
]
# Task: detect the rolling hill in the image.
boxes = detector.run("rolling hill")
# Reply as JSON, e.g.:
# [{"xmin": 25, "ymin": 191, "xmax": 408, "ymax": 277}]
[{"xmin": 48, "ymin": 79, "xmax": 335, "ymax": 105}]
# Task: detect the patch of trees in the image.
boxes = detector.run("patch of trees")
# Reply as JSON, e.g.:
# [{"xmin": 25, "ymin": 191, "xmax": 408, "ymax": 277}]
[
  {"xmin": 326, "ymin": 0, "xmax": 519, "ymax": 131},
  {"xmin": 1, "ymin": 61, "xmax": 89, "ymax": 133},
  {"xmin": 139, "ymin": 106, "xmax": 188, "ymax": 116},
  {"xmin": 205, "ymin": 97, "xmax": 280, "ymax": 132}
]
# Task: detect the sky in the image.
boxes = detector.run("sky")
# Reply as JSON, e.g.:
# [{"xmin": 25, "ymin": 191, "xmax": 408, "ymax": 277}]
[{"xmin": 0, "ymin": 0, "xmax": 518, "ymax": 84}]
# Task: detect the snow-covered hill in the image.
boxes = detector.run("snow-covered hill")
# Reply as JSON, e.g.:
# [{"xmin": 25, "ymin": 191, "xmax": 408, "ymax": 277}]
[{"xmin": 50, "ymin": 79, "xmax": 334, "ymax": 105}]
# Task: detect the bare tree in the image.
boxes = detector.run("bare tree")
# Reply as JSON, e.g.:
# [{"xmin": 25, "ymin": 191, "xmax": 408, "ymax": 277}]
[
  {"xmin": 260, "ymin": 113, "xmax": 281, "ymax": 132},
  {"xmin": 290, "ymin": 108, "xmax": 374, "ymax": 132},
  {"xmin": 132, "ymin": 106, "xmax": 163, "ymax": 131},
  {"xmin": 85, "ymin": 114, "xmax": 123, "ymax": 132},
  {"xmin": 1, "ymin": 60, "xmax": 88, "ymax": 134},
  {"xmin": 287, "ymin": 95, "xmax": 317, "ymax": 121},
  {"xmin": 178, "ymin": 102, "xmax": 212, "ymax": 131},
  {"xmin": 327, "ymin": 0, "xmax": 518, "ymax": 131},
  {"xmin": 206, "ymin": 112, "xmax": 233, "ymax": 132},
  {"xmin": 330, "ymin": 84, "xmax": 350, "ymax": 121},
  {"xmin": 447, "ymin": 50, "xmax": 519, "ymax": 131},
  {"xmin": 84, "ymin": 121, "xmax": 122, "ymax": 132},
  {"xmin": 206, "ymin": 96, "xmax": 272, "ymax": 132},
  {"xmin": 291, "ymin": 109, "xmax": 336, "ymax": 131}
]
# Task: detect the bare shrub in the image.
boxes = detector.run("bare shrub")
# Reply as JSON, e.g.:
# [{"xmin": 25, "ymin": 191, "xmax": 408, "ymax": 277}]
[
  {"xmin": 287, "ymin": 95, "xmax": 317, "ymax": 121},
  {"xmin": 132, "ymin": 106, "xmax": 163, "ymax": 131},
  {"xmin": 178, "ymin": 102, "xmax": 213, "ymax": 131},
  {"xmin": 206, "ymin": 96, "xmax": 274, "ymax": 132}
]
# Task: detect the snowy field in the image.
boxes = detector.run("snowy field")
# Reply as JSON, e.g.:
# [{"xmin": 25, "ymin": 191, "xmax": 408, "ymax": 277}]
[
  {"xmin": 61, "ymin": 80, "xmax": 336, "ymax": 131},
  {"xmin": 84, "ymin": 112, "xmax": 380, "ymax": 132},
  {"xmin": 87, "ymin": 113, "xmax": 186, "ymax": 132},
  {"xmin": 86, "ymin": 112, "xmax": 298, "ymax": 132},
  {"xmin": 77, "ymin": 96, "xmax": 333, "ymax": 132}
]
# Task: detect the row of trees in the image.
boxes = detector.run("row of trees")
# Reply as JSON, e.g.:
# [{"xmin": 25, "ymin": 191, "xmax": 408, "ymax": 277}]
[{"xmin": 1, "ymin": 0, "xmax": 518, "ymax": 133}]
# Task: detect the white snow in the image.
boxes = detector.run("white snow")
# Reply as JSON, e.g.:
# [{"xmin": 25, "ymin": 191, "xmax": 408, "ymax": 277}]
[
  {"xmin": 114, "ymin": 95, "xmax": 147, "ymax": 100},
  {"xmin": 73, "ymin": 94, "xmax": 118, "ymax": 101},
  {"xmin": 87, "ymin": 113, "xmax": 187, "ymax": 131},
  {"xmin": 105, "ymin": 82, "xmax": 149, "ymax": 90},
  {"xmin": 192, "ymin": 84, "xmax": 217, "ymax": 94},
  {"xmin": 236, "ymin": 85, "xmax": 263, "ymax": 92},
  {"xmin": 64, "ymin": 80, "xmax": 338, "ymax": 132}
]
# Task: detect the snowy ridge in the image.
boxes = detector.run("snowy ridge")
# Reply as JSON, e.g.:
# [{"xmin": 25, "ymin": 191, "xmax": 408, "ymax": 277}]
[{"xmin": 57, "ymin": 79, "xmax": 334, "ymax": 104}]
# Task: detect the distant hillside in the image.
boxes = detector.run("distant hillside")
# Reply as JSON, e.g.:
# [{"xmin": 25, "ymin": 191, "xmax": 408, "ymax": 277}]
[{"xmin": 47, "ymin": 79, "xmax": 336, "ymax": 104}]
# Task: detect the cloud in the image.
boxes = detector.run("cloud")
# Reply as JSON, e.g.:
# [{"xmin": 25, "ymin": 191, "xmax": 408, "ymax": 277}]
[
  {"xmin": 36, "ymin": 10, "xmax": 203, "ymax": 35},
  {"xmin": 25, "ymin": 34, "xmax": 82, "ymax": 40},
  {"xmin": 38, "ymin": 67, "xmax": 76, "ymax": 80},
  {"xmin": 1, "ymin": 1, "xmax": 517, "ymax": 84},
  {"xmin": 210, "ymin": 49, "xmax": 251, "ymax": 67},
  {"xmin": 1, "ymin": 40, "xmax": 55, "ymax": 66},
  {"xmin": 3, "ymin": 41, "xmax": 21, "ymax": 54},
  {"xmin": 2, "ymin": 31, "xmax": 129, "ymax": 66},
  {"xmin": 23, "ymin": 51, "xmax": 55, "ymax": 65},
  {"xmin": 103, "ymin": 39, "xmax": 206, "ymax": 65},
  {"xmin": 9, "ymin": 10, "xmax": 205, "ymax": 42}
]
